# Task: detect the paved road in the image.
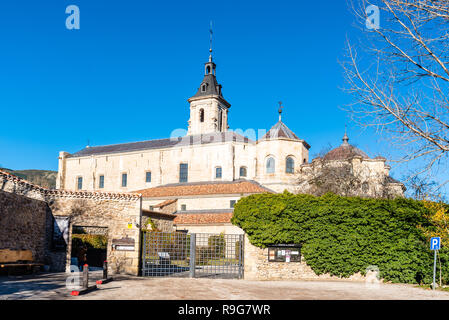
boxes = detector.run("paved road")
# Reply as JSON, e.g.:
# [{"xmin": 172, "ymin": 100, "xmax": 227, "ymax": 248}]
[{"xmin": 1, "ymin": 272, "xmax": 449, "ymax": 300}]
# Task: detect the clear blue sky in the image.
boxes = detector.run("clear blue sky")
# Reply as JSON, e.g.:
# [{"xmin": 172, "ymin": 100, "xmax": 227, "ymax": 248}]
[{"xmin": 0, "ymin": 0, "xmax": 433, "ymax": 189}]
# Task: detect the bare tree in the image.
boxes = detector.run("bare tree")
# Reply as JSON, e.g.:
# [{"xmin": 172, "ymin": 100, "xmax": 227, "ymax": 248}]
[
  {"xmin": 404, "ymin": 174, "xmax": 447, "ymax": 200},
  {"xmin": 296, "ymin": 157, "xmax": 400, "ymax": 198},
  {"xmin": 342, "ymin": 0, "xmax": 449, "ymax": 191}
]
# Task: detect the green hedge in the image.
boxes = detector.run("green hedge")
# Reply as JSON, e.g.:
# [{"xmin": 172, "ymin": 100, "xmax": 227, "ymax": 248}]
[{"xmin": 231, "ymin": 192, "xmax": 449, "ymax": 284}]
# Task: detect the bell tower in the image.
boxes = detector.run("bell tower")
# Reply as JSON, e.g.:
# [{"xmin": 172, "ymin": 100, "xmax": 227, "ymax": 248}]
[{"xmin": 187, "ymin": 30, "xmax": 231, "ymax": 135}]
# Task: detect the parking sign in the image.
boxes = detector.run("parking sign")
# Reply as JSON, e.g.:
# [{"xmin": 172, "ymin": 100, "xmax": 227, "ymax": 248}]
[{"xmin": 430, "ymin": 237, "xmax": 441, "ymax": 250}]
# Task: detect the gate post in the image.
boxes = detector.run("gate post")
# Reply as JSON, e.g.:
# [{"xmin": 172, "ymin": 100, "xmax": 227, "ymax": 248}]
[
  {"xmin": 239, "ymin": 234, "xmax": 244, "ymax": 279},
  {"xmin": 141, "ymin": 232, "xmax": 146, "ymax": 276},
  {"xmin": 189, "ymin": 233, "xmax": 196, "ymax": 278}
]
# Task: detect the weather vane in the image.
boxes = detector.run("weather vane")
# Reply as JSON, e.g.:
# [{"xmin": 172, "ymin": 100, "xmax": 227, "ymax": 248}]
[{"xmin": 209, "ymin": 21, "xmax": 213, "ymax": 55}]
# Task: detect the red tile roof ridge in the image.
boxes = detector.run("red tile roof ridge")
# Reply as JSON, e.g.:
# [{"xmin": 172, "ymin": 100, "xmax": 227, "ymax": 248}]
[
  {"xmin": 137, "ymin": 179, "xmax": 274, "ymax": 198},
  {"xmin": 0, "ymin": 169, "xmax": 141, "ymax": 200}
]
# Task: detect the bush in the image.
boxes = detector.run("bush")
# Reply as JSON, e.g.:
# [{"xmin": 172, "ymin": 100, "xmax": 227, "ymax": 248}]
[
  {"xmin": 235, "ymin": 241, "xmax": 241, "ymax": 260},
  {"xmin": 72, "ymin": 234, "xmax": 107, "ymax": 250},
  {"xmin": 208, "ymin": 234, "xmax": 226, "ymax": 258},
  {"xmin": 231, "ymin": 192, "xmax": 449, "ymax": 284},
  {"xmin": 144, "ymin": 231, "xmax": 189, "ymax": 260},
  {"xmin": 195, "ymin": 247, "xmax": 213, "ymax": 265}
]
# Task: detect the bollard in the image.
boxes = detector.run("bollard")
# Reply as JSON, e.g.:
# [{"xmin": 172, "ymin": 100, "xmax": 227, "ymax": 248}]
[
  {"xmin": 103, "ymin": 261, "xmax": 108, "ymax": 279},
  {"xmin": 82, "ymin": 264, "xmax": 89, "ymax": 289},
  {"xmin": 71, "ymin": 263, "xmax": 98, "ymax": 296},
  {"xmin": 96, "ymin": 260, "xmax": 113, "ymax": 285}
]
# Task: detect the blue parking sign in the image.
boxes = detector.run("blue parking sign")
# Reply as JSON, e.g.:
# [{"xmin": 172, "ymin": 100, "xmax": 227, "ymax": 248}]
[{"xmin": 430, "ymin": 237, "xmax": 441, "ymax": 250}]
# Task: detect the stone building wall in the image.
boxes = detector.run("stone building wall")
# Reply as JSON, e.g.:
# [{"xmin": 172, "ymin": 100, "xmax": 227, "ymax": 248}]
[
  {"xmin": 142, "ymin": 212, "xmax": 175, "ymax": 232},
  {"xmin": 48, "ymin": 195, "xmax": 142, "ymax": 275},
  {"xmin": 243, "ymin": 234, "xmax": 365, "ymax": 281},
  {"xmin": 0, "ymin": 170, "xmax": 143, "ymax": 276}
]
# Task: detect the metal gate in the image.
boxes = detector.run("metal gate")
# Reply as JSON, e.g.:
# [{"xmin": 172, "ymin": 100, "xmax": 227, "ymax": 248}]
[{"xmin": 141, "ymin": 232, "xmax": 244, "ymax": 279}]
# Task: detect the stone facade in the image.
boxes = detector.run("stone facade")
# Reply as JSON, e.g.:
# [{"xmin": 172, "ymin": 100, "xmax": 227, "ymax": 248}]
[
  {"xmin": 56, "ymin": 54, "xmax": 311, "ymax": 197},
  {"xmin": 243, "ymin": 235, "xmax": 366, "ymax": 281},
  {"xmin": 142, "ymin": 210, "xmax": 175, "ymax": 232},
  {"xmin": 48, "ymin": 196, "xmax": 141, "ymax": 275},
  {"xmin": 0, "ymin": 189, "xmax": 50, "ymax": 265},
  {"xmin": 0, "ymin": 170, "xmax": 142, "ymax": 276}
]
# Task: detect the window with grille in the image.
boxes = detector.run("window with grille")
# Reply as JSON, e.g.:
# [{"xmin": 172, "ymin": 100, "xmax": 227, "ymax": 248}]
[
  {"xmin": 239, "ymin": 166, "xmax": 247, "ymax": 177},
  {"xmin": 146, "ymin": 171, "xmax": 152, "ymax": 183},
  {"xmin": 215, "ymin": 167, "xmax": 222, "ymax": 179},
  {"xmin": 99, "ymin": 175, "xmax": 104, "ymax": 189},
  {"xmin": 179, "ymin": 163, "xmax": 188, "ymax": 183},
  {"xmin": 77, "ymin": 177, "xmax": 83, "ymax": 190},
  {"xmin": 286, "ymin": 157, "xmax": 295, "ymax": 173},
  {"xmin": 266, "ymin": 157, "xmax": 275, "ymax": 174},
  {"xmin": 122, "ymin": 173, "xmax": 127, "ymax": 187}
]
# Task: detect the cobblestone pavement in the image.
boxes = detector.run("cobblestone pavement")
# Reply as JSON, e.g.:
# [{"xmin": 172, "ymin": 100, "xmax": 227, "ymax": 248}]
[{"xmin": 1, "ymin": 272, "xmax": 449, "ymax": 300}]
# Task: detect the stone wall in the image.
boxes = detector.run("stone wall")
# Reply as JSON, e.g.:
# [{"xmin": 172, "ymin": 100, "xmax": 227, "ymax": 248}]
[
  {"xmin": 0, "ymin": 190, "xmax": 50, "ymax": 264},
  {"xmin": 175, "ymin": 223, "xmax": 244, "ymax": 235},
  {"xmin": 48, "ymin": 196, "xmax": 142, "ymax": 275},
  {"xmin": 142, "ymin": 211, "xmax": 175, "ymax": 232},
  {"xmin": 0, "ymin": 170, "xmax": 143, "ymax": 276},
  {"xmin": 243, "ymin": 234, "xmax": 365, "ymax": 281}
]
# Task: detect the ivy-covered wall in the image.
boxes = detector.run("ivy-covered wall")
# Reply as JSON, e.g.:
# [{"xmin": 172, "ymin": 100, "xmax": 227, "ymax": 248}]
[{"xmin": 232, "ymin": 192, "xmax": 449, "ymax": 284}]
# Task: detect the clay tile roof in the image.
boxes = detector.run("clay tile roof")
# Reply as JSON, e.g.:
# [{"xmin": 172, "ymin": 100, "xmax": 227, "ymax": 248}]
[
  {"xmin": 0, "ymin": 169, "xmax": 141, "ymax": 201},
  {"xmin": 154, "ymin": 199, "xmax": 178, "ymax": 208},
  {"xmin": 323, "ymin": 145, "xmax": 370, "ymax": 161},
  {"xmin": 322, "ymin": 132, "xmax": 370, "ymax": 161},
  {"xmin": 142, "ymin": 209, "xmax": 177, "ymax": 220},
  {"xmin": 136, "ymin": 180, "xmax": 273, "ymax": 198},
  {"xmin": 174, "ymin": 211, "xmax": 233, "ymax": 225}
]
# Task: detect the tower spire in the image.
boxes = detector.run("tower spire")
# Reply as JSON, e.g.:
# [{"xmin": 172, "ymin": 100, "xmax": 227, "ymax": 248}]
[
  {"xmin": 342, "ymin": 125, "xmax": 349, "ymax": 146},
  {"xmin": 209, "ymin": 21, "xmax": 213, "ymax": 61},
  {"xmin": 278, "ymin": 101, "xmax": 283, "ymax": 122}
]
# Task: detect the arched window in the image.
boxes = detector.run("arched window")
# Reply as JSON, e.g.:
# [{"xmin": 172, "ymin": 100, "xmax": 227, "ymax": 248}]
[
  {"xmin": 286, "ymin": 157, "xmax": 295, "ymax": 174},
  {"xmin": 206, "ymin": 66, "xmax": 211, "ymax": 74},
  {"xmin": 199, "ymin": 109, "xmax": 205, "ymax": 122},
  {"xmin": 266, "ymin": 157, "xmax": 275, "ymax": 174},
  {"xmin": 239, "ymin": 166, "xmax": 247, "ymax": 178},
  {"xmin": 215, "ymin": 166, "xmax": 222, "ymax": 179}
]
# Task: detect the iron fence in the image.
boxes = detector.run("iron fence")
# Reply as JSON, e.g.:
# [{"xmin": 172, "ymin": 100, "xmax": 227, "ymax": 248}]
[{"xmin": 141, "ymin": 231, "xmax": 244, "ymax": 279}]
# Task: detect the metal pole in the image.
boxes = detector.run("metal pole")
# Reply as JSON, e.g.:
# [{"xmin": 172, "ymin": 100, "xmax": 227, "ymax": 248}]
[
  {"xmin": 433, "ymin": 250, "xmax": 437, "ymax": 290},
  {"xmin": 142, "ymin": 232, "xmax": 146, "ymax": 276},
  {"xmin": 189, "ymin": 234, "xmax": 196, "ymax": 278},
  {"xmin": 82, "ymin": 264, "xmax": 89, "ymax": 289},
  {"xmin": 103, "ymin": 260, "xmax": 108, "ymax": 279},
  {"xmin": 239, "ymin": 234, "xmax": 244, "ymax": 279}
]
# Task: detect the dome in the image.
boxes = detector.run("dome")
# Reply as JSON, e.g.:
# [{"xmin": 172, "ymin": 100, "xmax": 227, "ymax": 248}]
[
  {"xmin": 260, "ymin": 121, "xmax": 300, "ymax": 141},
  {"xmin": 323, "ymin": 132, "xmax": 370, "ymax": 161}
]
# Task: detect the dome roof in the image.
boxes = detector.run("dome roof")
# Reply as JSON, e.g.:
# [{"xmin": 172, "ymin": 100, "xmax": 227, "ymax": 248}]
[
  {"xmin": 260, "ymin": 121, "xmax": 300, "ymax": 141},
  {"xmin": 323, "ymin": 132, "xmax": 370, "ymax": 161}
]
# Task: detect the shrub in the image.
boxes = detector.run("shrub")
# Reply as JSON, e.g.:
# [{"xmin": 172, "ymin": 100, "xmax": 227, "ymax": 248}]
[
  {"xmin": 208, "ymin": 233, "xmax": 226, "ymax": 258},
  {"xmin": 71, "ymin": 234, "xmax": 107, "ymax": 250},
  {"xmin": 143, "ymin": 231, "xmax": 189, "ymax": 260},
  {"xmin": 231, "ymin": 192, "xmax": 449, "ymax": 284},
  {"xmin": 235, "ymin": 240, "xmax": 241, "ymax": 260}
]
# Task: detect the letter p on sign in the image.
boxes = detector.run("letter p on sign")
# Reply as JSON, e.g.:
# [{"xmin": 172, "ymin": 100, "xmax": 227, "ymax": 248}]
[{"xmin": 431, "ymin": 237, "xmax": 441, "ymax": 250}]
